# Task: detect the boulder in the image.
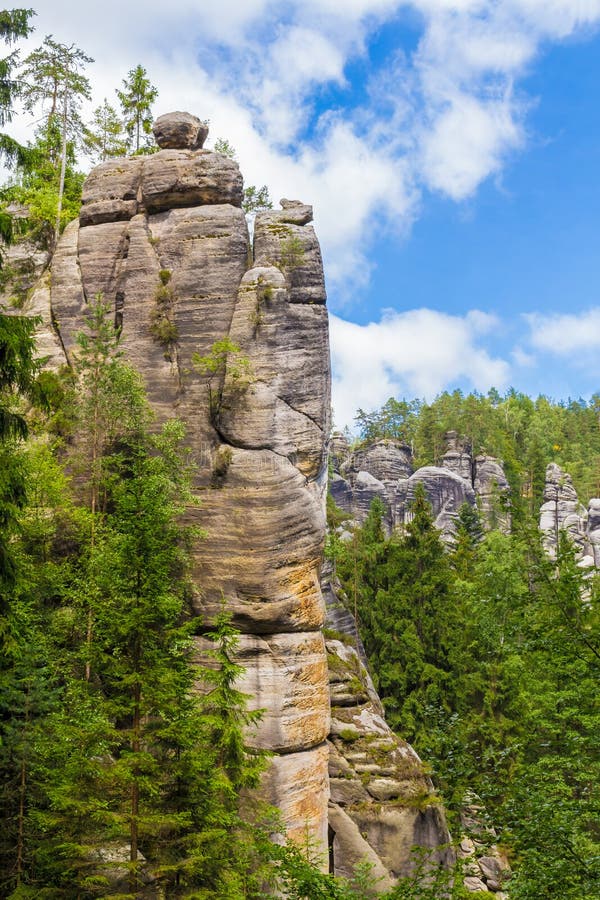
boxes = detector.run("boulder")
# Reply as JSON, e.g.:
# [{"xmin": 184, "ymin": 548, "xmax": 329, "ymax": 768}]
[
  {"xmin": 80, "ymin": 157, "xmax": 143, "ymax": 227},
  {"xmin": 152, "ymin": 111, "xmax": 209, "ymax": 149}
]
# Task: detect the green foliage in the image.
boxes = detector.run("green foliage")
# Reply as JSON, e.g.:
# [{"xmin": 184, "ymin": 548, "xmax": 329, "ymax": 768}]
[
  {"xmin": 192, "ymin": 338, "xmax": 254, "ymax": 425},
  {"xmin": 0, "ymin": 7, "xmax": 34, "ymax": 174},
  {"xmin": 334, "ymin": 472, "xmax": 600, "ymax": 896},
  {"xmin": 0, "ymin": 111, "xmax": 86, "ymax": 246},
  {"xmin": 21, "ymin": 36, "xmax": 93, "ymax": 134},
  {"xmin": 84, "ymin": 98, "xmax": 128, "ymax": 162},
  {"xmin": 213, "ymin": 136, "xmax": 237, "ymax": 158},
  {"xmin": 355, "ymin": 397, "xmax": 421, "ymax": 446},
  {"xmin": 0, "ymin": 311, "xmax": 46, "ymax": 590},
  {"xmin": 279, "ymin": 233, "xmax": 305, "ymax": 272},
  {"xmin": 20, "ymin": 35, "xmax": 93, "ymax": 244},
  {"xmin": 149, "ymin": 272, "xmax": 178, "ymax": 347},
  {"xmin": 0, "ymin": 303, "xmax": 295, "ymax": 897},
  {"xmin": 385, "ymin": 848, "xmax": 469, "ymax": 899},
  {"xmin": 243, "ymin": 183, "xmax": 272, "ymax": 214},
  {"xmin": 116, "ymin": 64, "xmax": 158, "ymax": 153}
]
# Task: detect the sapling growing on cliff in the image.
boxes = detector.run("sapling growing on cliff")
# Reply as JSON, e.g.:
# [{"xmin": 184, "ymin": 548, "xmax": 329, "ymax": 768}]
[
  {"xmin": 279, "ymin": 232, "xmax": 305, "ymax": 274},
  {"xmin": 150, "ymin": 267, "xmax": 179, "ymax": 349},
  {"xmin": 192, "ymin": 337, "xmax": 254, "ymax": 426}
]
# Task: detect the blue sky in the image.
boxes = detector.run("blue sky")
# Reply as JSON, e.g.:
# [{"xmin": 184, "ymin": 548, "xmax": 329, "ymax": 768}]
[{"xmin": 13, "ymin": 1, "xmax": 600, "ymax": 426}]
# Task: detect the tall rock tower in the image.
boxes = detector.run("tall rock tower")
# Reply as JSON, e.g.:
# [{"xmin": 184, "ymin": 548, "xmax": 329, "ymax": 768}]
[{"xmin": 26, "ymin": 112, "xmax": 332, "ymax": 853}]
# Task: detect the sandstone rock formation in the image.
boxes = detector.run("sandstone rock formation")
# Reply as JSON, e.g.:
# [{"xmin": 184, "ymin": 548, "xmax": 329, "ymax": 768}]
[
  {"xmin": 539, "ymin": 462, "xmax": 600, "ymax": 567},
  {"xmin": 23, "ymin": 118, "xmax": 331, "ymax": 856},
  {"xmin": 331, "ymin": 433, "xmax": 510, "ymax": 538},
  {"xmin": 19, "ymin": 113, "xmax": 490, "ymax": 888}
]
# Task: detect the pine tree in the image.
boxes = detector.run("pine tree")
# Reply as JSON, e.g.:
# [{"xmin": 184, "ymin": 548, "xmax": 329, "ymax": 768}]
[
  {"xmin": 0, "ymin": 7, "xmax": 35, "ymax": 174},
  {"xmin": 451, "ymin": 502, "xmax": 483, "ymax": 579},
  {"xmin": 0, "ymin": 312, "xmax": 45, "ymax": 591},
  {"xmin": 20, "ymin": 36, "xmax": 93, "ymax": 244}
]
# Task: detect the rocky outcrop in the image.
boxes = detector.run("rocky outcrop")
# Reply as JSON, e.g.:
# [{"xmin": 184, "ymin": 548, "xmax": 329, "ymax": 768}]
[
  {"xmin": 588, "ymin": 499, "xmax": 600, "ymax": 567},
  {"xmin": 406, "ymin": 466, "xmax": 476, "ymax": 537},
  {"xmin": 79, "ymin": 150, "xmax": 243, "ymax": 226},
  {"xmin": 332, "ymin": 433, "xmax": 510, "ymax": 538},
  {"xmin": 22, "ymin": 112, "xmax": 485, "ymax": 885},
  {"xmin": 539, "ymin": 462, "xmax": 600, "ymax": 567},
  {"xmin": 474, "ymin": 455, "xmax": 511, "ymax": 533},
  {"xmin": 23, "ymin": 116, "xmax": 331, "ymax": 857}
]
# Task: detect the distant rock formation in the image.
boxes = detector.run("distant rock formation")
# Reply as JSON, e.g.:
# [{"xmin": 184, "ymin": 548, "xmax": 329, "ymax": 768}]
[
  {"xmin": 539, "ymin": 462, "xmax": 600, "ymax": 567},
  {"xmin": 331, "ymin": 432, "xmax": 510, "ymax": 538}
]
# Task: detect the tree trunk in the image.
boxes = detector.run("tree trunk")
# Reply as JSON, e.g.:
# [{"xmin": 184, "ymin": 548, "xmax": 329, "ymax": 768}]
[{"xmin": 54, "ymin": 85, "xmax": 68, "ymax": 248}]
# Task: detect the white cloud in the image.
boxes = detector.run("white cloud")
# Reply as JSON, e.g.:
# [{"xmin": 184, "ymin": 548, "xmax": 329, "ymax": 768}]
[
  {"xmin": 11, "ymin": 0, "xmax": 600, "ymax": 303},
  {"xmin": 330, "ymin": 308, "xmax": 511, "ymax": 427},
  {"xmin": 419, "ymin": 90, "xmax": 524, "ymax": 198},
  {"xmin": 525, "ymin": 308, "xmax": 600, "ymax": 354},
  {"xmin": 512, "ymin": 345, "xmax": 537, "ymax": 367}
]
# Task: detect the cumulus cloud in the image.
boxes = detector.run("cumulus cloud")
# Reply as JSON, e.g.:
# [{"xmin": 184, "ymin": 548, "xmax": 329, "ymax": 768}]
[
  {"xmin": 13, "ymin": 0, "xmax": 600, "ymax": 303},
  {"xmin": 330, "ymin": 308, "xmax": 511, "ymax": 427},
  {"xmin": 525, "ymin": 308, "xmax": 600, "ymax": 354}
]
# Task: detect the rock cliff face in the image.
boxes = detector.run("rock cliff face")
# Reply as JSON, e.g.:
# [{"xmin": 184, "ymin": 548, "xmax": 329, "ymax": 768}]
[
  {"xmin": 331, "ymin": 431, "xmax": 510, "ymax": 538},
  {"xmin": 20, "ymin": 112, "xmax": 478, "ymax": 887},
  {"xmin": 24, "ymin": 113, "xmax": 331, "ymax": 855}
]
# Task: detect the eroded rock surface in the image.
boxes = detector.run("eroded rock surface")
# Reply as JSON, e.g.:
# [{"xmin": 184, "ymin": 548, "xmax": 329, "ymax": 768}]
[{"xmin": 152, "ymin": 111, "xmax": 209, "ymax": 150}]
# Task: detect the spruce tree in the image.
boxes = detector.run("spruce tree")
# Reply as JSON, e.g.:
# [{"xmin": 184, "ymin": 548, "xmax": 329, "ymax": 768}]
[{"xmin": 116, "ymin": 64, "xmax": 158, "ymax": 153}]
